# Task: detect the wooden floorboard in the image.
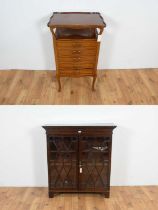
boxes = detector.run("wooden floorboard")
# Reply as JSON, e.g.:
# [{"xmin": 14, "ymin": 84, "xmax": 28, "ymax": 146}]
[
  {"xmin": 0, "ymin": 69, "xmax": 157, "ymax": 104},
  {"xmin": 0, "ymin": 186, "xmax": 158, "ymax": 210}
]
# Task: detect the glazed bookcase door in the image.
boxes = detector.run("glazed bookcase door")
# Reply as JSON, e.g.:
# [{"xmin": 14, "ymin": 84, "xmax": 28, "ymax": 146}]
[
  {"xmin": 47, "ymin": 135, "xmax": 78, "ymax": 190},
  {"xmin": 78, "ymin": 135, "xmax": 111, "ymax": 192}
]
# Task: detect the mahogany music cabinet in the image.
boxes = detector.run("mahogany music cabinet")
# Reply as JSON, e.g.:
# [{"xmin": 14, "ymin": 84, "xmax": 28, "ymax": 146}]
[
  {"xmin": 43, "ymin": 124, "xmax": 116, "ymax": 198},
  {"xmin": 48, "ymin": 12, "xmax": 106, "ymax": 91}
]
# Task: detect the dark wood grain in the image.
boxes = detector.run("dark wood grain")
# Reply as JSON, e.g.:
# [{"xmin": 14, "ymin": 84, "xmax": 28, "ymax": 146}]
[{"xmin": 43, "ymin": 126, "xmax": 116, "ymax": 198}]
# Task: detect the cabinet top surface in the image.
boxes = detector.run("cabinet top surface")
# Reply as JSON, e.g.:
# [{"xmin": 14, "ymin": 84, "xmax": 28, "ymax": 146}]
[
  {"xmin": 43, "ymin": 123, "xmax": 116, "ymax": 127},
  {"xmin": 48, "ymin": 12, "xmax": 106, "ymax": 28}
]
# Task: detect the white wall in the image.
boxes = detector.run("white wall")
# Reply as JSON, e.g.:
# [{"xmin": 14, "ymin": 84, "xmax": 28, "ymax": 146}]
[
  {"xmin": 0, "ymin": 106, "xmax": 158, "ymax": 186},
  {"xmin": 0, "ymin": 0, "xmax": 158, "ymax": 70}
]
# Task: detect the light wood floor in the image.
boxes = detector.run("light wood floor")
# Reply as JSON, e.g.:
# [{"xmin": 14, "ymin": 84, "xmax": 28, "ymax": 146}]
[
  {"xmin": 0, "ymin": 69, "xmax": 157, "ymax": 104},
  {"xmin": 0, "ymin": 187, "xmax": 158, "ymax": 210}
]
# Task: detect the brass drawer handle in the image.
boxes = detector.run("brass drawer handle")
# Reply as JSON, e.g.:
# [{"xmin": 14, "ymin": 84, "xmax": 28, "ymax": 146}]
[
  {"xmin": 73, "ymin": 58, "xmax": 81, "ymax": 61},
  {"xmin": 72, "ymin": 50, "xmax": 81, "ymax": 54}
]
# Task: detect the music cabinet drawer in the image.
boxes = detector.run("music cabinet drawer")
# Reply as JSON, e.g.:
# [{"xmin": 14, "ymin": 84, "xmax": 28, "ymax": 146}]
[
  {"xmin": 58, "ymin": 62, "xmax": 95, "ymax": 68},
  {"xmin": 56, "ymin": 40, "xmax": 97, "ymax": 49},
  {"xmin": 59, "ymin": 68, "xmax": 94, "ymax": 77},
  {"xmin": 58, "ymin": 56, "xmax": 96, "ymax": 63},
  {"xmin": 57, "ymin": 49, "xmax": 97, "ymax": 57}
]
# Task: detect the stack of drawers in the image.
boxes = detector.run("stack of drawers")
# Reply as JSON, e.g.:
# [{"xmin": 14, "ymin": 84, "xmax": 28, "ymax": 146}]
[
  {"xmin": 56, "ymin": 40, "xmax": 98, "ymax": 77},
  {"xmin": 48, "ymin": 12, "xmax": 106, "ymax": 91}
]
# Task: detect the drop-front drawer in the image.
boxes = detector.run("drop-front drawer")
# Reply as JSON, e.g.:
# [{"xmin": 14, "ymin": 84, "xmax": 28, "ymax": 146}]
[
  {"xmin": 58, "ymin": 62, "xmax": 95, "ymax": 69},
  {"xmin": 56, "ymin": 40, "xmax": 98, "ymax": 49},
  {"xmin": 57, "ymin": 49, "xmax": 97, "ymax": 57},
  {"xmin": 58, "ymin": 55, "xmax": 96, "ymax": 63},
  {"xmin": 59, "ymin": 67, "xmax": 94, "ymax": 77}
]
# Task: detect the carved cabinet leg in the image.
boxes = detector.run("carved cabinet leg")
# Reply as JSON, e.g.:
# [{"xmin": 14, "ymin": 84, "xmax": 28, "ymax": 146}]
[
  {"xmin": 49, "ymin": 191, "xmax": 54, "ymax": 198},
  {"xmin": 92, "ymin": 76, "xmax": 96, "ymax": 91},
  {"xmin": 104, "ymin": 191, "xmax": 110, "ymax": 198},
  {"xmin": 57, "ymin": 76, "xmax": 61, "ymax": 92}
]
